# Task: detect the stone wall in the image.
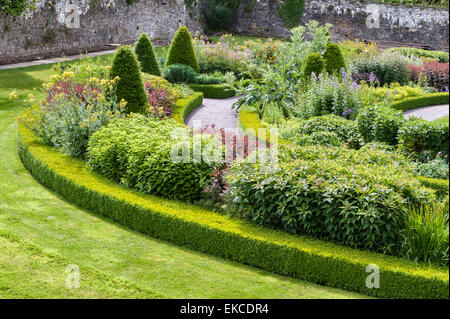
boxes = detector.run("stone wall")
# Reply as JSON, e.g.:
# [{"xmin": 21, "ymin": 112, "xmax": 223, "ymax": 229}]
[
  {"xmin": 232, "ymin": 0, "xmax": 449, "ymax": 51},
  {"xmin": 0, "ymin": 0, "xmax": 203, "ymax": 65}
]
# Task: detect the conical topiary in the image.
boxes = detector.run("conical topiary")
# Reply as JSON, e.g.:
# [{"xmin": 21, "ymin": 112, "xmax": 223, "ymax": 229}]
[
  {"xmin": 110, "ymin": 45, "xmax": 148, "ymax": 114},
  {"xmin": 301, "ymin": 52, "xmax": 325, "ymax": 84},
  {"xmin": 135, "ymin": 33, "xmax": 161, "ymax": 76},
  {"xmin": 165, "ymin": 26, "xmax": 200, "ymax": 73},
  {"xmin": 323, "ymin": 42, "xmax": 347, "ymax": 77}
]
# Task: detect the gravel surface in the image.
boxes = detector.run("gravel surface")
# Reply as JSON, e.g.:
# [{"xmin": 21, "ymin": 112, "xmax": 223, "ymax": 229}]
[
  {"xmin": 403, "ymin": 104, "xmax": 449, "ymax": 121},
  {"xmin": 185, "ymin": 97, "xmax": 241, "ymax": 129}
]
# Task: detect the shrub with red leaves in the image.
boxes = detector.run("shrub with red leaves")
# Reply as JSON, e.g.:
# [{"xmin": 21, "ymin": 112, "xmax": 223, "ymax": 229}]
[
  {"xmin": 144, "ymin": 82, "xmax": 176, "ymax": 118},
  {"xmin": 408, "ymin": 62, "xmax": 449, "ymax": 92},
  {"xmin": 196, "ymin": 125, "xmax": 269, "ymax": 163},
  {"xmin": 46, "ymin": 80, "xmax": 101, "ymax": 103}
]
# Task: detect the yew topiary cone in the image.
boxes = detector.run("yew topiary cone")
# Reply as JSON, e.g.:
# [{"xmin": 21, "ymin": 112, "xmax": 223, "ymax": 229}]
[
  {"xmin": 323, "ymin": 43, "xmax": 347, "ymax": 77},
  {"xmin": 165, "ymin": 26, "xmax": 200, "ymax": 73},
  {"xmin": 135, "ymin": 33, "xmax": 161, "ymax": 76},
  {"xmin": 110, "ymin": 45, "xmax": 148, "ymax": 114}
]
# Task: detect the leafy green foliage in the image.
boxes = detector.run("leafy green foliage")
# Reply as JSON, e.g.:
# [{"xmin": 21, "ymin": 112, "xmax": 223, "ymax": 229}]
[
  {"xmin": 163, "ymin": 64, "xmax": 198, "ymax": 83},
  {"xmin": 400, "ymin": 203, "xmax": 449, "ymax": 266},
  {"xmin": 110, "ymin": 45, "xmax": 148, "ymax": 113},
  {"xmin": 300, "ymin": 52, "xmax": 325, "ymax": 84},
  {"xmin": 135, "ymin": 33, "xmax": 161, "ymax": 76},
  {"xmin": 416, "ymin": 158, "xmax": 449, "ymax": 180},
  {"xmin": 389, "ymin": 47, "xmax": 449, "ymax": 63},
  {"xmin": 323, "ymin": 43, "xmax": 347, "ymax": 76},
  {"xmin": 276, "ymin": 0, "xmax": 305, "ymax": 28},
  {"xmin": 391, "ymin": 92, "xmax": 449, "ymax": 112},
  {"xmin": 291, "ymin": 114, "xmax": 363, "ymax": 149},
  {"xmin": 203, "ymin": 0, "xmax": 239, "ymax": 31},
  {"xmin": 165, "ymin": 26, "xmax": 200, "ymax": 73},
  {"xmin": 87, "ymin": 114, "xmax": 221, "ymax": 202},
  {"xmin": 357, "ymin": 105, "xmax": 406, "ymax": 145},
  {"xmin": 352, "ymin": 52, "xmax": 411, "ymax": 85},
  {"xmin": 398, "ymin": 118, "xmax": 449, "ymax": 161},
  {"xmin": 227, "ymin": 144, "xmax": 434, "ymax": 252},
  {"xmin": 0, "ymin": 0, "xmax": 35, "ymax": 17}
]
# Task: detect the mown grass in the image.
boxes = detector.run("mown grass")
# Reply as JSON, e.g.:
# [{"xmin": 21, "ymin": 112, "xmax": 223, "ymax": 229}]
[{"xmin": 0, "ymin": 57, "xmax": 367, "ymax": 299}]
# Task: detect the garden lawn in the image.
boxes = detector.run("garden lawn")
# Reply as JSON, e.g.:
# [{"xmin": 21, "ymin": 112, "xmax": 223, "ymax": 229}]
[{"xmin": 0, "ymin": 60, "xmax": 367, "ymax": 298}]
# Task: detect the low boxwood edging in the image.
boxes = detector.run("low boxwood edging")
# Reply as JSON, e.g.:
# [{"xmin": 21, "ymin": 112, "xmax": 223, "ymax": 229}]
[
  {"xmin": 239, "ymin": 110, "xmax": 450, "ymax": 196},
  {"xmin": 188, "ymin": 83, "xmax": 236, "ymax": 99},
  {"xmin": 391, "ymin": 93, "xmax": 449, "ymax": 112},
  {"xmin": 172, "ymin": 92, "xmax": 203, "ymax": 124},
  {"xmin": 417, "ymin": 176, "xmax": 449, "ymax": 199},
  {"xmin": 17, "ymin": 121, "xmax": 449, "ymax": 299}
]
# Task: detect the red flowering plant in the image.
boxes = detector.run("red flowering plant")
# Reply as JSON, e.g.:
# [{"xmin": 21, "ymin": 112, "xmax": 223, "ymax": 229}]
[
  {"xmin": 195, "ymin": 124, "xmax": 270, "ymax": 200},
  {"xmin": 409, "ymin": 62, "xmax": 449, "ymax": 92},
  {"xmin": 142, "ymin": 74, "xmax": 180, "ymax": 119}
]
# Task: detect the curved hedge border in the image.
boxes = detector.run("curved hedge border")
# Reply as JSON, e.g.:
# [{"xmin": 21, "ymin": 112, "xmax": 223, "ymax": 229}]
[
  {"xmin": 238, "ymin": 110, "xmax": 450, "ymax": 196},
  {"xmin": 172, "ymin": 92, "xmax": 204, "ymax": 124},
  {"xmin": 18, "ymin": 118, "xmax": 448, "ymax": 299},
  {"xmin": 188, "ymin": 84, "xmax": 236, "ymax": 99},
  {"xmin": 391, "ymin": 93, "xmax": 449, "ymax": 112}
]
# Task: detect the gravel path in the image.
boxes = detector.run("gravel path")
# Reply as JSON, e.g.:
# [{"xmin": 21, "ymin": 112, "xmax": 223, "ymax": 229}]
[
  {"xmin": 403, "ymin": 104, "xmax": 449, "ymax": 121},
  {"xmin": 185, "ymin": 96, "xmax": 241, "ymax": 129},
  {"xmin": 0, "ymin": 50, "xmax": 116, "ymax": 70}
]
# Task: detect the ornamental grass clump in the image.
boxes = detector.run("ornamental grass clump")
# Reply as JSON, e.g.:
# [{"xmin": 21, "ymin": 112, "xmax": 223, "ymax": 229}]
[
  {"xmin": 135, "ymin": 33, "xmax": 161, "ymax": 76},
  {"xmin": 110, "ymin": 45, "xmax": 149, "ymax": 113},
  {"xmin": 165, "ymin": 26, "xmax": 200, "ymax": 73}
]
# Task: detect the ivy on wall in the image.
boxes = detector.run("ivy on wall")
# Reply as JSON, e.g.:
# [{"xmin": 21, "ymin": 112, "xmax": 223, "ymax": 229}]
[
  {"xmin": 0, "ymin": 0, "xmax": 35, "ymax": 16},
  {"xmin": 276, "ymin": 0, "xmax": 305, "ymax": 28}
]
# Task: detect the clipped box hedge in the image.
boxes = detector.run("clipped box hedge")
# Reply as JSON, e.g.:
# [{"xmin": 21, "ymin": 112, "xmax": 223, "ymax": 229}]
[
  {"xmin": 172, "ymin": 92, "xmax": 203, "ymax": 124},
  {"xmin": 188, "ymin": 83, "xmax": 236, "ymax": 99},
  {"xmin": 391, "ymin": 93, "xmax": 449, "ymax": 112},
  {"xmin": 18, "ymin": 117, "xmax": 449, "ymax": 298}
]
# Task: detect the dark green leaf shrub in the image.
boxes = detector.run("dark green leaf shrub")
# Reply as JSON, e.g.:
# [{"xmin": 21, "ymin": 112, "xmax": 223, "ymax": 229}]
[
  {"xmin": 203, "ymin": 0, "xmax": 239, "ymax": 31},
  {"xmin": 398, "ymin": 118, "xmax": 449, "ymax": 161},
  {"xmin": 163, "ymin": 63, "xmax": 198, "ymax": 83},
  {"xmin": 276, "ymin": 0, "xmax": 305, "ymax": 28},
  {"xmin": 134, "ymin": 33, "xmax": 161, "ymax": 76},
  {"xmin": 87, "ymin": 114, "xmax": 221, "ymax": 202},
  {"xmin": 165, "ymin": 26, "xmax": 200, "ymax": 73},
  {"xmin": 323, "ymin": 43, "xmax": 347, "ymax": 76},
  {"xmin": 353, "ymin": 52, "xmax": 411, "ymax": 85},
  {"xmin": 109, "ymin": 45, "xmax": 148, "ymax": 113},
  {"xmin": 356, "ymin": 105, "xmax": 406, "ymax": 145},
  {"xmin": 194, "ymin": 74, "xmax": 224, "ymax": 85},
  {"xmin": 300, "ymin": 52, "xmax": 325, "ymax": 84},
  {"xmin": 227, "ymin": 144, "xmax": 435, "ymax": 252},
  {"xmin": 292, "ymin": 114, "xmax": 363, "ymax": 149}
]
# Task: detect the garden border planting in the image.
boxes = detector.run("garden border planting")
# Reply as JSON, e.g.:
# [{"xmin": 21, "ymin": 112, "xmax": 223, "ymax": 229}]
[
  {"xmin": 391, "ymin": 93, "xmax": 449, "ymax": 112},
  {"xmin": 188, "ymin": 84, "xmax": 237, "ymax": 99},
  {"xmin": 238, "ymin": 109, "xmax": 450, "ymax": 195},
  {"xmin": 17, "ymin": 117, "xmax": 449, "ymax": 299}
]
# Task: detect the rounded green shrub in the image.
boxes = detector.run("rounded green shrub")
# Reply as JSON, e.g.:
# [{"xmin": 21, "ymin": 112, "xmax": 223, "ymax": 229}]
[
  {"xmin": 163, "ymin": 64, "xmax": 198, "ymax": 84},
  {"xmin": 293, "ymin": 114, "xmax": 363, "ymax": 149},
  {"xmin": 134, "ymin": 33, "xmax": 161, "ymax": 76},
  {"xmin": 301, "ymin": 52, "xmax": 324, "ymax": 84},
  {"xmin": 323, "ymin": 43, "xmax": 347, "ymax": 76},
  {"xmin": 109, "ymin": 45, "xmax": 148, "ymax": 113},
  {"xmin": 87, "ymin": 114, "xmax": 221, "ymax": 202},
  {"xmin": 165, "ymin": 26, "xmax": 200, "ymax": 73}
]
